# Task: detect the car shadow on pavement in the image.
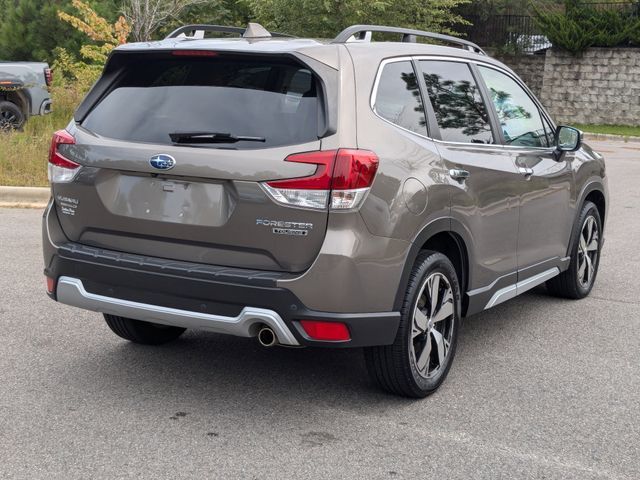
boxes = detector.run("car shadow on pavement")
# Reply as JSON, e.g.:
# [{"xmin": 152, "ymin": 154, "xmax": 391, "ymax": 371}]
[{"xmin": 53, "ymin": 287, "xmax": 561, "ymax": 413}]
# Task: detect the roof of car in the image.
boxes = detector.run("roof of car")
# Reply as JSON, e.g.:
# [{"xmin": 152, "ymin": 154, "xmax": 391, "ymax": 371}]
[
  {"xmin": 115, "ymin": 37, "xmax": 326, "ymax": 54},
  {"xmin": 114, "ymin": 36, "xmax": 498, "ymax": 61},
  {"xmin": 115, "ymin": 23, "xmax": 484, "ymax": 56},
  {"xmin": 112, "ymin": 24, "xmax": 510, "ymax": 75}
]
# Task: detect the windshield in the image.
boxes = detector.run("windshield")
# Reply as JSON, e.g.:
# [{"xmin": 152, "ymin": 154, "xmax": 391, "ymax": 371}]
[{"xmin": 82, "ymin": 55, "xmax": 320, "ymax": 149}]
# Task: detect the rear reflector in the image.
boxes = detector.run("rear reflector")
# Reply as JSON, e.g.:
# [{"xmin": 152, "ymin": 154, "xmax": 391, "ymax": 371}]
[
  {"xmin": 299, "ymin": 320, "xmax": 351, "ymax": 342},
  {"xmin": 46, "ymin": 276, "xmax": 56, "ymax": 294},
  {"xmin": 263, "ymin": 149, "xmax": 379, "ymax": 211},
  {"xmin": 48, "ymin": 129, "xmax": 80, "ymax": 183}
]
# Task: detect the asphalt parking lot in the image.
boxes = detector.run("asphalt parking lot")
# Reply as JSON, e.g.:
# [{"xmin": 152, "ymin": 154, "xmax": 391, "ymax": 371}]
[{"xmin": 0, "ymin": 139, "xmax": 638, "ymax": 479}]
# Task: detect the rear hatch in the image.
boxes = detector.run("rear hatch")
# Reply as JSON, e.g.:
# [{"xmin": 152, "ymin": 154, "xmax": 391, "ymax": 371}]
[{"xmin": 52, "ymin": 49, "xmax": 336, "ymax": 272}]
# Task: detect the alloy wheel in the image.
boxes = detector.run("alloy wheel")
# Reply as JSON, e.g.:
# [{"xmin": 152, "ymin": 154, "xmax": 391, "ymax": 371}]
[
  {"xmin": 410, "ymin": 272, "xmax": 455, "ymax": 379},
  {"xmin": 577, "ymin": 215, "xmax": 599, "ymax": 289},
  {"xmin": 0, "ymin": 109, "xmax": 19, "ymax": 131}
]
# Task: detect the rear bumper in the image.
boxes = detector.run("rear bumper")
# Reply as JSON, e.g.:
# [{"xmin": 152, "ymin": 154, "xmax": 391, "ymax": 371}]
[
  {"xmin": 45, "ymin": 242, "xmax": 400, "ymax": 348},
  {"xmin": 57, "ymin": 276, "xmax": 301, "ymax": 345}
]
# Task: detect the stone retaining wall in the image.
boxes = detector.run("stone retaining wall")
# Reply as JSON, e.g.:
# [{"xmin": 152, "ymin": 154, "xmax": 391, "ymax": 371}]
[
  {"xmin": 492, "ymin": 52, "xmax": 546, "ymax": 98},
  {"xmin": 492, "ymin": 48, "xmax": 640, "ymax": 126}
]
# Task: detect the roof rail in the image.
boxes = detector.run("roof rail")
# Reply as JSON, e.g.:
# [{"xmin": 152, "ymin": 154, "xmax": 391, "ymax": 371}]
[
  {"xmin": 331, "ymin": 25, "xmax": 486, "ymax": 55},
  {"xmin": 165, "ymin": 23, "xmax": 294, "ymax": 40}
]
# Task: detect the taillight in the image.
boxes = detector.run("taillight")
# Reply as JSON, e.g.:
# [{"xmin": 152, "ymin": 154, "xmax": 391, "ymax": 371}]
[
  {"xmin": 262, "ymin": 149, "xmax": 379, "ymax": 210},
  {"xmin": 330, "ymin": 149, "xmax": 379, "ymax": 210},
  {"xmin": 48, "ymin": 130, "xmax": 80, "ymax": 183},
  {"xmin": 299, "ymin": 320, "xmax": 351, "ymax": 342},
  {"xmin": 44, "ymin": 67, "xmax": 53, "ymax": 87}
]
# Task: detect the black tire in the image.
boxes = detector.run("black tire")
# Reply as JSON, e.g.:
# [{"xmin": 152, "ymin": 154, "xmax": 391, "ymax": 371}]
[
  {"xmin": 546, "ymin": 201, "xmax": 602, "ymax": 299},
  {"xmin": 364, "ymin": 251, "xmax": 461, "ymax": 398},
  {"xmin": 103, "ymin": 314, "xmax": 186, "ymax": 345},
  {"xmin": 0, "ymin": 101, "xmax": 25, "ymax": 131}
]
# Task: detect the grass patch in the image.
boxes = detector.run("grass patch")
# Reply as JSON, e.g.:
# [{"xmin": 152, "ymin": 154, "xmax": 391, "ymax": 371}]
[
  {"xmin": 0, "ymin": 86, "xmax": 84, "ymax": 187},
  {"xmin": 575, "ymin": 124, "xmax": 640, "ymax": 138}
]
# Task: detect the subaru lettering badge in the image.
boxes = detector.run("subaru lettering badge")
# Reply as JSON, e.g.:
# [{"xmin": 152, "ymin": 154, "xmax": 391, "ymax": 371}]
[{"xmin": 149, "ymin": 154, "xmax": 176, "ymax": 171}]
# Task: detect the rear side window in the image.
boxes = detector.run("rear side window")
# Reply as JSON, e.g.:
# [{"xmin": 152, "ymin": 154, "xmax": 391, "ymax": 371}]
[
  {"xmin": 373, "ymin": 61, "xmax": 427, "ymax": 136},
  {"xmin": 82, "ymin": 55, "xmax": 320, "ymax": 149},
  {"xmin": 419, "ymin": 60, "xmax": 494, "ymax": 144}
]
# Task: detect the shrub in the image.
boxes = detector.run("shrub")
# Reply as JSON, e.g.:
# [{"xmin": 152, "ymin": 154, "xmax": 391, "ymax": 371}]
[
  {"xmin": 533, "ymin": 0, "xmax": 640, "ymax": 55},
  {"xmin": 55, "ymin": 0, "xmax": 130, "ymax": 89}
]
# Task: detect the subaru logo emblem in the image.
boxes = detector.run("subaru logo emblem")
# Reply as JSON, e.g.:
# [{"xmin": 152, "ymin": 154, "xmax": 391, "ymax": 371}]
[{"xmin": 149, "ymin": 154, "xmax": 176, "ymax": 170}]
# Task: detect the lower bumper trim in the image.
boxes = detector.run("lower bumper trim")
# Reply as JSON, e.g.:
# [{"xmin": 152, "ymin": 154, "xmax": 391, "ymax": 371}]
[{"xmin": 56, "ymin": 276, "xmax": 300, "ymax": 346}]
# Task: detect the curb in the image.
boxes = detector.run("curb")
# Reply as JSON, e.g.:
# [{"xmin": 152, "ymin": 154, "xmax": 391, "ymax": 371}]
[
  {"xmin": 0, "ymin": 186, "xmax": 49, "ymax": 208},
  {"xmin": 584, "ymin": 132, "xmax": 640, "ymax": 143}
]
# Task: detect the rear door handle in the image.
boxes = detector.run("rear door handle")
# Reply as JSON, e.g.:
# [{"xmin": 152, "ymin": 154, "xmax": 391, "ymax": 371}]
[
  {"xmin": 518, "ymin": 167, "xmax": 534, "ymax": 178},
  {"xmin": 449, "ymin": 169, "xmax": 470, "ymax": 181}
]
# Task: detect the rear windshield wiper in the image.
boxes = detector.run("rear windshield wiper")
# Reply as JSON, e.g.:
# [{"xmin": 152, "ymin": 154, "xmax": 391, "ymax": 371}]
[{"xmin": 169, "ymin": 132, "xmax": 266, "ymax": 144}]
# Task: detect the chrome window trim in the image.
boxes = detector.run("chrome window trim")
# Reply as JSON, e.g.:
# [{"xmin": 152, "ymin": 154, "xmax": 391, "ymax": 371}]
[
  {"xmin": 369, "ymin": 56, "xmax": 433, "ymax": 141},
  {"xmin": 370, "ymin": 54, "xmax": 558, "ymax": 151}
]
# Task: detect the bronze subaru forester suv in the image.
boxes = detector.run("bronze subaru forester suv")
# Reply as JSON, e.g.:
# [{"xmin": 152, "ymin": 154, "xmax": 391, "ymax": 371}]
[{"xmin": 42, "ymin": 24, "xmax": 608, "ymax": 397}]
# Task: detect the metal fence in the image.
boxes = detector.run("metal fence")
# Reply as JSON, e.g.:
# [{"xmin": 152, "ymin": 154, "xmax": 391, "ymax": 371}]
[
  {"xmin": 459, "ymin": 15, "xmax": 549, "ymax": 53},
  {"xmin": 461, "ymin": 1, "xmax": 640, "ymax": 52}
]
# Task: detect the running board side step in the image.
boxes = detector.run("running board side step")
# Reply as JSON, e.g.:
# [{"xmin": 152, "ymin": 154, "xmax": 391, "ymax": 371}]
[
  {"xmin": 485, "ymin": 267, "xmax": 560, "ymax": 309},
  {"xmin": 56, "ymin": 276, "xmax": 300, "ymax": 346}
]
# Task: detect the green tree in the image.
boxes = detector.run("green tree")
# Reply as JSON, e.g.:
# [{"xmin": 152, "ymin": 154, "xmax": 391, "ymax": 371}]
[
  {"xmin": 243, "ymin": 0, "xmax": 470, "ymax": 38},
  {"xmin": 54, "ymin": 0, "xmax": 130, "ymax": 88},
  {"xmin": 457, "ymin": 0, "xmax": 536, "ymax": 20},
  {"xmin": 0, "ymin": 0, "xmax": 120, "ymax": 62},
  {"xmin": 160, "ymin": 0, "xmax": 251, "ymax": 37}
]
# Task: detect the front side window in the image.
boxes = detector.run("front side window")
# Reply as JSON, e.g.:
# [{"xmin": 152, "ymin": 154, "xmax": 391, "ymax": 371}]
[
  {"xmin": 478, "ymin": 66, "xmax": 551, "ymax": 147},
  {"xmin": 373, "ymin": 61, "xmax": 427, "ymax": 136},
  {"xmin": 419, "ymin": 60, "xmax": 494, "ymax": 144}
]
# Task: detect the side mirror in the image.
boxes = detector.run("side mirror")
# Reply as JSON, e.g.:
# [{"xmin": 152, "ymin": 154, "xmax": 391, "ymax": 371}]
[{"xmin": 554, "ymin": 126, "xmax": 582, "ymax": 159}]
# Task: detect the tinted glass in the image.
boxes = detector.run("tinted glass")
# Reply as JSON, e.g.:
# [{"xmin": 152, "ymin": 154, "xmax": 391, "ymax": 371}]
[
  {"xmin": 83, "ymin": 56, "xmax": 319, "ymax": 149},
  {"xmin": 479, "ymin": 66, "xmax": 551, "ymax": 147},
  {"xmin": 374, "ymin": 61, "xmax": 426, "ymax": 135},
  {"xmin": 420, "ymin": 60, "xmax": 493, "ymax": 144}
]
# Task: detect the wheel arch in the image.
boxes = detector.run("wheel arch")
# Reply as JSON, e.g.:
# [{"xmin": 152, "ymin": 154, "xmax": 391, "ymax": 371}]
[
  {"xmin": 567, "ymin": 180, "xmax": 607, "ymax": 257},
  {"xmin": 585, "ymin": 189, "xmax": 606, "ymax": 227},
  {"xmin": 0, "ymin": 88, "xmax": 30, "ymax": 116},
  {"xmin": 393, "ymin": 218, "xmax": 472, "ymax": 315}
]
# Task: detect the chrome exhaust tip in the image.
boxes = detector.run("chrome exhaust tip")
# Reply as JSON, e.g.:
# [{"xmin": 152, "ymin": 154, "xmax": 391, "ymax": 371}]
[{"xmin": 257, "ymin": 326, "xmax": 278, "ymax": 347}]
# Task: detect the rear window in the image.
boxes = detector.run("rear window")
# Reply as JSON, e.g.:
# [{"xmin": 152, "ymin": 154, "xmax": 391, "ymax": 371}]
[{"xmin": 82, "ymin": 55, "xmax": 321, "ymax": 149}]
